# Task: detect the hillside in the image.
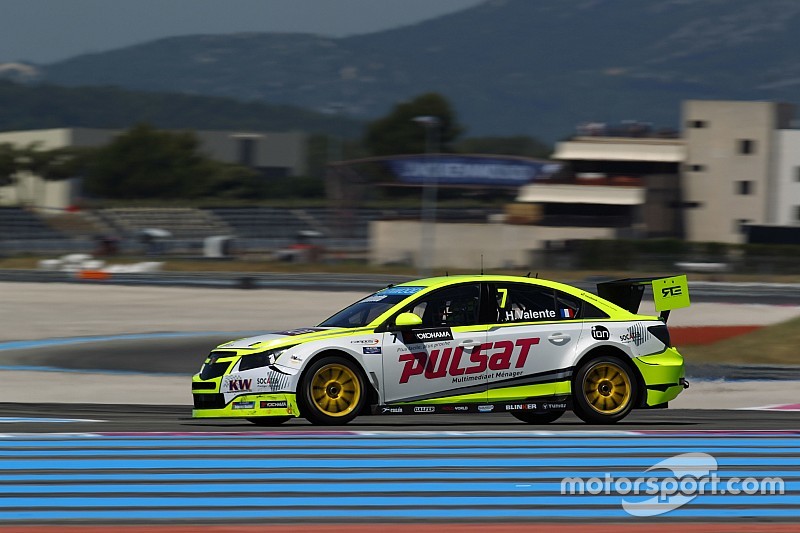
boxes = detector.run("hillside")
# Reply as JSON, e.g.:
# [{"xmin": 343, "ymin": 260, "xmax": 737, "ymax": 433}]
[
  {"xmin": 0, "ymin": 81, "xmax": 362, "ymax": 136},
  {"xmin": 9, "ymin": 0, "xmax": 800, "ymax": 141}
]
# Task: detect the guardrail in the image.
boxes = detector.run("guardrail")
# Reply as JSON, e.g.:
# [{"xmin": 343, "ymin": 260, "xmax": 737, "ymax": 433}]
[{"xmin": 0, "ymin": 269, "xmax": 799, "ymax": 303}]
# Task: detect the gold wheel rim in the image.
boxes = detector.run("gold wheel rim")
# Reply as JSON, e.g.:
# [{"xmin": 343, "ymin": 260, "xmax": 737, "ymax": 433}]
[
  {"xmin": 310, "ymin": 363, "xmax": 361, "ymax": 417},
  {"xmin": 583, "ymin": 362, "xmax": 631, "ymax": 415}
]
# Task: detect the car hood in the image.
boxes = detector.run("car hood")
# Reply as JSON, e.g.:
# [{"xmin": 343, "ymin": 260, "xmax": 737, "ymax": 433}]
[{"xmin": 215, "ymin": 327, "xmax": 366, "ymax": 351}]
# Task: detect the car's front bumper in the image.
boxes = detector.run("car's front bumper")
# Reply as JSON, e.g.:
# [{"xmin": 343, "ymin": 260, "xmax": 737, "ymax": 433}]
[
  {"xmin": 192, "ymin": 392, "xmax": 300, "ymax": 419},
  {"xmin": 633, "ymin": 347, "xmax": 686, "ymax": 407}
]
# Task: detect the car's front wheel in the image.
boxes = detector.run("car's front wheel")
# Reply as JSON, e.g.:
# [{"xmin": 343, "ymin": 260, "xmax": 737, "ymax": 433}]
[
  {"xmin": 511, "ymin": 411, "xmax": 564, "ymax": 424},
  {"xmin": 573, "ymin": 356, "xmax": 636, "ymax": 424},
  {"xmin": 299, "ymin": 356, "xmax": 366, "ymax": 425}
]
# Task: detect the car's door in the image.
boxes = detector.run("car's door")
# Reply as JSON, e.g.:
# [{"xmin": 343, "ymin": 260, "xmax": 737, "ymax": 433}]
[
  {"xmin": 381, "ymin": 283, "xmax": 489, "ymax": 405},
  {"xmin": 483, "ymin": 282, "xmax": 587, "ymax": 402}
]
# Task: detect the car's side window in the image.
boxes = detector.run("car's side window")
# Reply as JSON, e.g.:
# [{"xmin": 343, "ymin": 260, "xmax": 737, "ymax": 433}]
[
  {"xmin": 401, "ymin": 284, "xmax": 481, "ymax": 328},
  {"xmin": 491, "ymin": 283, "xmax": 604, "ymax": 323},
  {"xmin": 493, "ymin": 283, "xmax": 558, "ymax": 323}
]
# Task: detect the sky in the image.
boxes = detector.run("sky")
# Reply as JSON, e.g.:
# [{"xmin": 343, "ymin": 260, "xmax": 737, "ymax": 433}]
[{"xmin": 2, "ymin": 0, "xmax": 485, "ymax": 64}]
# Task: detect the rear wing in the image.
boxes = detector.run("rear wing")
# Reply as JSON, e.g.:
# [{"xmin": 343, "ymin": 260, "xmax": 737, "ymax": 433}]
[{"xmin": 596, "ymin": 275, "xmax": 690, "ymax": 322}]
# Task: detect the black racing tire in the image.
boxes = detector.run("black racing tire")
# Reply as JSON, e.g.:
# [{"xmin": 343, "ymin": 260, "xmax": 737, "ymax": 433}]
[
  {"xmin": 298, "ymin": 355, "xmax": 367, "ymax": 425},
  {"xmin": 511, "ymin": 411, "xmax": 564, "ymax": 424},
  {"xmin": 246, "ymin": 416, "xmax": 292, "ymax": 426},
  {"xmin": 573, "ymin": 356, "xmax": 637, "ymax": 424}
]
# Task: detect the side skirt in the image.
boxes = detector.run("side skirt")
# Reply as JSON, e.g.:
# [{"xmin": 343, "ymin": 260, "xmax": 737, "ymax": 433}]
[{"xmin": 371, "ymin": 397, "xmax": 571, "ymax": 415}]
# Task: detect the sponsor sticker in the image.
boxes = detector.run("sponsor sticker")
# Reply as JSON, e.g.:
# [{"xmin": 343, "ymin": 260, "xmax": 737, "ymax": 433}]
[
  {"xmin": 351, "ymin": 338, "xmax": 381, "ymax": 345},
  {"xmin": 224, "ymin": 376, "xmax": 252, "ymax": 392},
  {"xmin": 652, "ymin": 275, "xmax": 691, "ymax": 312},
  {"xmin": 379, "ymin": 286, "xmax": 425, "ymax": 296},
  {"xmin": 232, "ymin": 402, "xmax": 255, "ymax": 410},
  {"xmin": 413, "ymin": 406, "xmax": 435, "ymax": 413},
  {"xmin": 398, "ymin": 337, "xmax": 539, "ymax": 384},
  {"xmin": 620, "ymin": 323, "xmax": 648, "ymax": 346},
  {"xmin": 361, "ymin": 295, "xmax": 388, "ymax": 303},
  {"xmin": 381, "ymin": 406, "xmax": 404, "ymax": 414},
  {"xmin": 260, "ymin": 401, "xmax": 288, "ymax": 409},
  {"xmin": 402, "ymin": 327, "xmax": 454, "ymax": 344},
  {"xmin": 478, "ymin": 405, "xmax": 494, "ymax": 413},
  {"xmin": 363, "ymin": 346, "xmax": 382, "ymax": 355},
  {"xmin": 503, "ymin": 308, "xmax": 556, "ymax": 321},
  {"xmin": 591, "ymin": 325, "xmax": 610, "ymax": 340},
  {"xmin": 276, "ymin": 328, "xmax": 326, "ymax": 336}
]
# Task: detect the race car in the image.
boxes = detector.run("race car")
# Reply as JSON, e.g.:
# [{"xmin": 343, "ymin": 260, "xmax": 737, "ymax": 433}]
[{"xmin": 192, "ymin": 274, "xmax": 690, "ymax": 425}]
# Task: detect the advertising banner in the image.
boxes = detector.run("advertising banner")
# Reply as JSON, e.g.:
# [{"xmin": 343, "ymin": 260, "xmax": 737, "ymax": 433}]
[{"xmin": 385, "ymin": 156, "xmax": 561, "ymax": 187}]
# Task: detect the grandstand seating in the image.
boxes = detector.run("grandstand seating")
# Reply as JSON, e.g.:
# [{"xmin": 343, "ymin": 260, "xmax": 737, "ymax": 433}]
[
  {"xmin": 0, "ymin": 207, "xmax": 66, "ymax": 240},
  {"xmin": 96, "ymin": 207, "xmax": 233, "ymax": 239},
  {"xmin": 206, "ymin": 206, "xmax": 503, "ymax": 248}
]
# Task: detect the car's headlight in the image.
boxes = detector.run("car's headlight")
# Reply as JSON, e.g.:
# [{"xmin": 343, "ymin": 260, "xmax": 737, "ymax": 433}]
[{"xmin": 238, "ymin": 347, "xmax": 292, "ymax": 371}]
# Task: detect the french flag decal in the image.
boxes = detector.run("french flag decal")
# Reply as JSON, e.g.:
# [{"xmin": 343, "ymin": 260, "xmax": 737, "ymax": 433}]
[{"xmin": 560, "ymin": 308, "xmax": 575, "ymax": 318}]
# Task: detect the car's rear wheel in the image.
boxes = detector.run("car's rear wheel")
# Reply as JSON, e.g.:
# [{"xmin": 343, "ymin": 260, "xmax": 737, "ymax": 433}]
[
  {"xmin": 299, "ymin": 356, "xmax": 366, "ymax": 425},
  {"xmin": 511, "ymin": 411, "xmax": 564, "ymax": 424},
  {"xmin": 246, "ymin": 416, "xmax": 292, "ymax": 426},
  {"xmin": 573, "ymin": 356, "xmax": 636, "ymax": 424}
]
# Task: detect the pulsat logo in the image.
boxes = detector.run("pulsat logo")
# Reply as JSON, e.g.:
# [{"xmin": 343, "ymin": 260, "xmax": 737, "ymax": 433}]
[{"xmin": 591, "ymin": 325, "xmax": 610, "ymax": 340}]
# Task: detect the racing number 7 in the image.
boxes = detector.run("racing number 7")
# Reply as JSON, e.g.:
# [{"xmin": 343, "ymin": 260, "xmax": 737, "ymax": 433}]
[{"xmin": 497, "ymin": 288, "xmax": 508, "ymax": 308}]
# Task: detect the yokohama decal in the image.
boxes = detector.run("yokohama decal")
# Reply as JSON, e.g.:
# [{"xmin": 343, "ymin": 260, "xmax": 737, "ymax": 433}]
[{"xmin": 398, "ymin": 337, "xmax": 539, "ymax": 384}]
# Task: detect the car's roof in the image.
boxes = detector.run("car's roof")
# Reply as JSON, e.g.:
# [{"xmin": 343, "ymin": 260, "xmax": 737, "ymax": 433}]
[
  {"xmin": 394, "ymin": 274, "xmax": 575, "ymax": 291},
  {"xmin": 390, "ymin": 275, "xmax": 639, "ymax": 320}
]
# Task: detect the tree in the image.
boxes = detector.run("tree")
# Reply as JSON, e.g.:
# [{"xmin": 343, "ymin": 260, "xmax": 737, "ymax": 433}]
[
  {"xmin": 0, "ymin": 143, "xmax": 17, "ymax": 186},
  {"xmin": 82, "ymin": 123, "xmax": 258, "ymax": 200},
  {"xmin": 363, "ymin": 93, "xmax": 464, "ymax": 157}
]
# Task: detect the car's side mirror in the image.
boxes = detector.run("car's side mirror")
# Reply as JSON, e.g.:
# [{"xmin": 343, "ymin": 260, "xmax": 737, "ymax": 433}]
[{"xmin": 394, "ymin": 312, "xmax": 422, "ymax": 329}]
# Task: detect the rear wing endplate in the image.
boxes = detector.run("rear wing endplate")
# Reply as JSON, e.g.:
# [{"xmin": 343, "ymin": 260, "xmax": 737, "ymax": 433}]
[{"xmin": 596, "ymin": 275, "xmax": 690, "ymax": 322}]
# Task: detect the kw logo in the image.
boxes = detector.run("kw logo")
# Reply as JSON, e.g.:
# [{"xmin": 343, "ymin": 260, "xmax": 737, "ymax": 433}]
[
  {"xmin": 227, "ymin": 378, "xmax": 252, "ymax": 391},
  {"xmin": 661, "ymin": 286, "xmax": 682, "ymax": 297}
]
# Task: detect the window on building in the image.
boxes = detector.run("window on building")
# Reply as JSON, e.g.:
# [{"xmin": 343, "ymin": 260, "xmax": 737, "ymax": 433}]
[
  {"xmin": 687, "ymin": 120, "xmax": 707, "ymax": 128},
  {"xmin": 738, "ymin": 139, "xmax": 755, "ymax": 154},
  {"xmin": 736, "ymin": 181, "xmax": 754, "ymax": 195},
  {"xmin": 686, "ymin": 164, "xmax": 706, "ymax": 172}
]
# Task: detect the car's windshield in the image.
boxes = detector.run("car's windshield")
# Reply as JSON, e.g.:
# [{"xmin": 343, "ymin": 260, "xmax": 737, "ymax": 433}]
[{"xmin": 318, "ymin": 286, "xmax": 425, "ymax": 328}]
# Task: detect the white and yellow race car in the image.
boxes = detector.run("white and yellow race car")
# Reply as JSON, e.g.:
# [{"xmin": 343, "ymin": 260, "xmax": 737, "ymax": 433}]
[{"xmin": 192, "ymin": 274, "xmax": 690, "ymax": 425}]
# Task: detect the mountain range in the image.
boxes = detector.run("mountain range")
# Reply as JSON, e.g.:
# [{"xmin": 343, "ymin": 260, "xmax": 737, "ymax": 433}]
[{"xmin": 7, "ymin": 0, "xmax": 800, "ymax": 143}]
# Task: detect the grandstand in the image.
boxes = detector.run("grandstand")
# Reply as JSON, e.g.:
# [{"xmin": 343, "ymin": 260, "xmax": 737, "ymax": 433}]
[
  {"xmin": 95, "ymin": 208, "xmax": 233, "ymax": 240},
  {"xmin": 0, "ymin": 207, "xmax": 66, "ymax": 241}
]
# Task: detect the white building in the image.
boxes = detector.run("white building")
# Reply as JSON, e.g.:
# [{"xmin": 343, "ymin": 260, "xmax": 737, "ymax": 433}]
[{"xmin": 681, "ymin": 100, "xmax": 796, "ymax": 243}]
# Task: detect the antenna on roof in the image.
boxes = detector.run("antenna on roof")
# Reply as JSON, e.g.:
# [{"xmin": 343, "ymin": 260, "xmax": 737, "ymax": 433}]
[
  {"xmin": 445, "ymin": 271, "xmax": 449, "ymax": 277},
  {"xmin": 535, "ymin": 273, "xmax": 539, "ymax": 279},
  {"xmin": 526, "ymin": 271, "xmax": 531, "ymax": 278},
  {"xmin": 480, "ymin": 255, "xmax": 484, "ymax": 275}
]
